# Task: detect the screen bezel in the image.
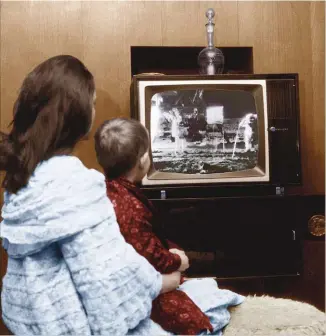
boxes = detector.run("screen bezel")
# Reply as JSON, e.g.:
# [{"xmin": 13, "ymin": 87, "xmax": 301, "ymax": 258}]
[{"xmin": 137, "ymin": 79, "xmax": 270, "ymax": 186}]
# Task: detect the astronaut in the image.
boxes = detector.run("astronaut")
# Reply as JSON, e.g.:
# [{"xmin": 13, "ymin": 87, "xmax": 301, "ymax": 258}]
[
  {"xmin": 150, "ymin": 94, "xmax": 163, "ymax": 144},
  {"xmin": 170, "ymin": 107, "xmax": 186, "ymax": 155},
  {"xmin": 238, "ymin": 113, "xmax": 258, "ymax": 152}
]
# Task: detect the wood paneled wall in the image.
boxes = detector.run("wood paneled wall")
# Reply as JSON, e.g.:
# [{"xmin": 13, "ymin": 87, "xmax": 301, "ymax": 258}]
[{"xmin": 0, "ymin": 1, "xmax": 324, "ymax": 194}]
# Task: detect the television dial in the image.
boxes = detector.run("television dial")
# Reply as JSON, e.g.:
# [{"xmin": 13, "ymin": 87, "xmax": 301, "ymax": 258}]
[{"xmin": 308, "ymin": 215, "xmax": 325, "ymax": 237}]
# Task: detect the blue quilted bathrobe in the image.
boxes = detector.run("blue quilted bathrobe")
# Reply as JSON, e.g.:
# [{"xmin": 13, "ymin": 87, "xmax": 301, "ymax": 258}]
[{"xmin": 0, "ymin": 156, "xmax": 244, "ymax": 335}]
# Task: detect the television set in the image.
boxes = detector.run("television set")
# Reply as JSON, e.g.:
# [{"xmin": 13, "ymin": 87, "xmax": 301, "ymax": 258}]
[{"xmin": 130, "ymin": 74, "xmax": 301, "ymax": 199}]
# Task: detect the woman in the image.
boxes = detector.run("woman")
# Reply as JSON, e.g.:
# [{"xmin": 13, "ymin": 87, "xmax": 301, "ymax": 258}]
[{"xmin": 0, "ymin": 55, "xmax": 180, "ymax": 335}]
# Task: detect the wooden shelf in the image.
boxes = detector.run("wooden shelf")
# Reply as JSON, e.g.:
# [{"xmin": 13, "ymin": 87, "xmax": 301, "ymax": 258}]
[{"xmin": 131, "ymin": 46, "xmax": 253, "ymax": 76}]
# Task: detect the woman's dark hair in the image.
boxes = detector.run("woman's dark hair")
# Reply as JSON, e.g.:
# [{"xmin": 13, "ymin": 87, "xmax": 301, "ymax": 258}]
[
  {"xmin": 0, "ymin": 55, "xmax": 95, "ymax": 193},
  {"xmin": 94, "ymin": 118, "xmax": 149, "ymax": 179}
]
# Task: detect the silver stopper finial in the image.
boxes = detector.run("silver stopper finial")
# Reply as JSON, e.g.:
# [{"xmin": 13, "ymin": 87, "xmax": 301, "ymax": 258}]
[{"xmin": 206, "ymin": 8, "xmax": 215, "ymax": 22}]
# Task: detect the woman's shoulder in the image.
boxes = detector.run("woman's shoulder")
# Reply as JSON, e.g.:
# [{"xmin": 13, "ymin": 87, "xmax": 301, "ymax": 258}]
[
  {"xmin": 4, "ymin": 155, "xmax": 104, "ymax": 202},
  {"xmin": 3, "ymin": 155, "xmax": 109, "ymax": 222},
  {"xmin": 25, "ymin": 155, "xmax": 103, "ymax": 191},
  {"xmin": 1, "ymin": 155, "xmax": 114, "ymax": 255},
  {"xmin": 34, "ymin": 155, "xmax": 103, "ymax": 180}
]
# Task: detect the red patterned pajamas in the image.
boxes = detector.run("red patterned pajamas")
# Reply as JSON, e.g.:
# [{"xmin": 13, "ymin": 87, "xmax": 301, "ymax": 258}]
[{"xmin": 106, "ymin": 178, "xmax": 213, "ymax": 335}]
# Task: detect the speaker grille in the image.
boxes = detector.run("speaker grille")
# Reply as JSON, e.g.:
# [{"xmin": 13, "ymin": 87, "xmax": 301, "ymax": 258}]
[{"xmin": 267, "ymin": 79, "xmax": 296, "ymax": 119}]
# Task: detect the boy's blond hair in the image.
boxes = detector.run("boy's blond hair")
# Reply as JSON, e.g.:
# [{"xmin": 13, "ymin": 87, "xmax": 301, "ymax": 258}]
[{"xmin": 94, "ymin": 118, "xmax": 149, "ymax": 179}]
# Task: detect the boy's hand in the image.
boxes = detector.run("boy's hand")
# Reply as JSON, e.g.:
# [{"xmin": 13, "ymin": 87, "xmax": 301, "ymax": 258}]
[
  {"xmin": 160, "ymin": 271, "xmax": 181, "ymax": 294},
  {"xmin": 169, "ymin": 248, "xmax": 190, "ymax": 272}
]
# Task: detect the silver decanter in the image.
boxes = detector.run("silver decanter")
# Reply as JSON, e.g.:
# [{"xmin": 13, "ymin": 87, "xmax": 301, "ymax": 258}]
[{"xmin": 198, "ymin": 8, "xmax": 225, "ymax": 75}]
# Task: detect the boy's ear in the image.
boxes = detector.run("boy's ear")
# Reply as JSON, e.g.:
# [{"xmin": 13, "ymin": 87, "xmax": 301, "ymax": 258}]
[{"xmin": 139, "ymin": 151, "xmax": 149, "ymax": 168}]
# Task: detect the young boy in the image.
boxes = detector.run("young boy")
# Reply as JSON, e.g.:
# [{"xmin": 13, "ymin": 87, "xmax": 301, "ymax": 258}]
[
  {"xmin": 94, "ymin": 118, "xmax": 213, "ymax": 335},
  {"xmin": 94, "ymin": 118, "xmax": 244, "ymax": 335}
]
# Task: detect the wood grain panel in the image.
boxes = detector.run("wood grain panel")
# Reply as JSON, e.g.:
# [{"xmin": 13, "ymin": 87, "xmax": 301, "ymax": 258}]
[
  {"xmin": 309, "ymin": 1, "xmax": 325, "ymax": 194},
  {"xmin": 116, "ymin": 1, "xmax": 164, "ymax": 115},
  {"xmin": 161, "ymin": 1, "xmax": 239, "ymax": 46},
  {"xmin": 0, "ymin": 1, "xmax": 83, "ymax": 131},
  {"xmin": 76, "ymin": 1, "xmax": 164, "ymax": 170},
  {"xmin": 238, "ymin": 2, "xmax": 313, "ymax": 71},
  {"xmin": 238, "ymin": 1, "xmax": 324, "ymax": 195}
]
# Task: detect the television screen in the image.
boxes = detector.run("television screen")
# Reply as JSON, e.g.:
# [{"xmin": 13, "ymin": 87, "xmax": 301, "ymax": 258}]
[
  {"xmin": 151, "ymin": 89, "xmax": 259, "ymax": 174},
  {"xmin": 136, "ymin": 78, "xmax": 270, "ymax": 186}
]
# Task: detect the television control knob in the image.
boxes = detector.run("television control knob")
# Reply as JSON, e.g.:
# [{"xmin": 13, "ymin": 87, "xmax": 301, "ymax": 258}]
[
  {"xmin": 308, "ymin": 215, "xmax": 325, "ymax": 237},
  {"xmin": 270, "ymin": 126, "xmax": 276, "ymax": 132}
]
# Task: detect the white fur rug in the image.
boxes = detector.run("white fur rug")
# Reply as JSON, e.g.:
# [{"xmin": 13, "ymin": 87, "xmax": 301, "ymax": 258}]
[{"xmin": 223, "ymin": 295, "xmax": 326, "ymax": 336}]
